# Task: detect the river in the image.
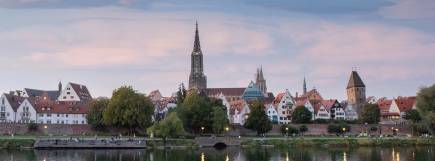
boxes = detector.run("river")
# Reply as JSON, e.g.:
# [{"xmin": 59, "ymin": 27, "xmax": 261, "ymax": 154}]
[{"xmin": 0, "ymin": 146, "xmax": 434, "ymax": 161}]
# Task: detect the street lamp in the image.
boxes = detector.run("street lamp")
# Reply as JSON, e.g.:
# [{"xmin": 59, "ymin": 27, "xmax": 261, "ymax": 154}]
[
  {"xmin": 285, "ymin": 127, "xmax": 289, "ymax": 138},
  {"xmin": 225, "ymin": 127, "xmax": 229, "ymax": 137},
  {"xmin": 342, "ymin": 127, "xmax": 346, "ymax": 137},
  {"xmin": 201, "ymin": 127, "xmax": 205, "ymax": 136}
]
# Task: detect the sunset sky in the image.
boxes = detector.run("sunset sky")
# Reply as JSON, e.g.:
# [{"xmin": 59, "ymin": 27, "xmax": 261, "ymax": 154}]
[{"xmin": 0, "ymin": 0, "xmax": 434, "ymax": 99}]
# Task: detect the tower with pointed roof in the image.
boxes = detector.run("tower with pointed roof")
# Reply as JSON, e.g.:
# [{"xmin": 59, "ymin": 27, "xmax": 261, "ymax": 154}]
[
  {"xmin": 346, "ymin": 70, "xmax": 366, "ymax": 115},
  {"xmin": 255, "ymin": 66, "xmax": 267, "ymax": 95},
  {"xmin": 188, "ymin": 22, "xmax": 207, "ymax": 91},
  {"xmin": 303, "ymin": 77, "xmax": 307, "ymax": 95}
]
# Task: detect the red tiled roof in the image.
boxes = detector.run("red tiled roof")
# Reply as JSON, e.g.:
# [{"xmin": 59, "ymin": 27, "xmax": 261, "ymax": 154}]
[
  {"xmin": 30, "ymin": 98, "xmax": 89, "ymax": 114},
  {"xmin": 273, "ymin": 93, "xmax": 285, "ymax": 104},
  {"xmin": 207, "ymin": 88, "xmax": 245, "ymax": 97},
  {"xmin": 321, "ymin": 99, "xmax": 336, "ymax": 110},
  {"xmin": 395, "ymin": 96, "xmax": 416, "ymax": 113},
  {"xmin": 377, "ymin": 99, "xmax": 392, "ymax": 113},
  {"xmin": 70, "ymin": 83, "xmax": 92, "ymax": 101},
  {"xmin": 229, "ymin": 100, "xmax": 247, "ymax": 115}
]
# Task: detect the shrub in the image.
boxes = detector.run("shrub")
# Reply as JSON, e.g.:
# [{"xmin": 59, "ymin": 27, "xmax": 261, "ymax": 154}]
[
  {"xmin": 327, "ymin": 123, "xmax": 350, "ymax": 134},
  {"xmin": 313, "ymin": 119, "xmax": 330, "ymax": 124},
  {"xmin": 299, "ymin": 125, "xmax": 308, "ymax": 134},
  {"xmin": 27, "ymin": 123, "xmax": 38, "ymax": 132},
  {"xmin": 280, "ymin": 124, "xmax": 299, "ymax": 135},
  {"xmin": 370, "ymin": 126, "xmax": 378, "ymax": 132}
]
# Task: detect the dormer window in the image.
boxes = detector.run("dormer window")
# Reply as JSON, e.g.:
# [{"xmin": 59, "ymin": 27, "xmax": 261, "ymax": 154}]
[
  {"xmin": 47, "ymin": 107, "xmax": 51, "ymax": 111},
  {"xmin": 42, "ymin": 107, "xmax": 45, "ymax": 110}
]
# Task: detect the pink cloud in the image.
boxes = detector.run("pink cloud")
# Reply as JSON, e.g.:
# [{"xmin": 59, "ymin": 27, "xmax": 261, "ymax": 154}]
[{"xmin": 380, "ymin": 0, "xmax": 435, "ymax": 19}]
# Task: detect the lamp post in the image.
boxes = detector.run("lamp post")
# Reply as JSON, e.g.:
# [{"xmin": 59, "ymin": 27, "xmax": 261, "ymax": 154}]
[
  {"xmin": 225, "ymin": 127, "xmax": 229, "ymax": 137},
  {"xmin": 342, "ymin": 127, "xmax": 346, "ymax": 137},
  {"xmin": 285, "ymin": 127, "xmax": 289, "ymax": 138},
  {"xmin": 201, "ymin": 127, "xmax": 205, "ymax": 136}
]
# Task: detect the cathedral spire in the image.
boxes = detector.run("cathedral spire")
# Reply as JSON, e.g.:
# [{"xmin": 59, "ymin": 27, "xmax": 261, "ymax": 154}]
[
  {"xmin": 193, "ymin": 21, "xmax": 201, "ymax": 53},
  {"xmin": 303, "ymin": 77, "xmax": 307, "ymax": 95}
]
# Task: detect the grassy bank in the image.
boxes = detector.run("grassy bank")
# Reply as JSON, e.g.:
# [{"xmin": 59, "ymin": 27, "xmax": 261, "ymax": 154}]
[
  {"xmin": 0, "ymin": 139, "xmax": 35, "ymax": 149},
  {"xmin": 241, "ymin": 137, "xmax": 435, "ymax": 148}
]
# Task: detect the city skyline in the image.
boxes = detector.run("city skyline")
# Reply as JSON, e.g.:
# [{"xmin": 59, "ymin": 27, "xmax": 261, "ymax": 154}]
[{"xmin": 1, "ymin": 0, "xmax": 435, "ymax": 99}]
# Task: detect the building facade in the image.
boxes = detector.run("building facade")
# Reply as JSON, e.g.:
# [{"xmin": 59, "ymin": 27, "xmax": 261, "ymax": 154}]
[{"xmin": 346, "ymin": 70, "xmax": 366, "ymax": 115}]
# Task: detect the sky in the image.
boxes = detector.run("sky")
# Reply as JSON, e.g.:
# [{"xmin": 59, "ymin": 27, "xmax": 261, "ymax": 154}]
[{"xmin": 0, "ymin": 0, "xmax": 434, "ymax": 100}]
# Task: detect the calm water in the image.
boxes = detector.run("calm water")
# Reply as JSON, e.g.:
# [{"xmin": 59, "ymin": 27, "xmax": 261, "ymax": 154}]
[{"xmin": 0, "ymin": 146, "xmax": 434, "ymax": 161}]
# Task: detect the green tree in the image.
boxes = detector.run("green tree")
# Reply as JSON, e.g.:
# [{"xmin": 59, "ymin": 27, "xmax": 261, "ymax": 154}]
[
  {"xmin": 291, "ymin": 106, "xmax": 312, "ymax": 123},
  {"xmin": 244, "ymin": 101, "xmax": 272, "ymax": 135},
  {"xmin": 299, "ymin": 125, "xmax": 308, "ymax": 135},
  {"xmin": 27, "ymin": 122, "xmax": 38, "ymax": 132},
  {"xmin": 176, "ymin": 83, "xmax": 187, "ymax": 105},
  {"xmin": 87, "ymin": 98, "xmax": 109, "ymax": 130},
  {"xmin": 280, "ymin": 124, "xmax": 299, "ymax": 135},
  {"xmin": 212, "ymin": 106, "xmax": 229, "ymax": 134},
  {"xmin": 103, "ymin": 86, "xmax": 154, "ymax": 133},
  {"xmin": 416, "ymin": 84, "xmax": 435, "ymax": 133},
  {"xmin": 177, "ymin": 92, "xmax": 213, "ymax": 133},
  {"xmin": 404, "ymin": 109, "xmax": 422, "ymax": 123},
  {"xmin": 360, "ymin": 104, "xmax": 380, "ymax": 124},
  {"xmin": 147, "ymin": 112, "xmax": 185, "ymax": 145}
]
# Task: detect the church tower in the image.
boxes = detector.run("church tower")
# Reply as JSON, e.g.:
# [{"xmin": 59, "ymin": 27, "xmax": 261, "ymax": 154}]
[
  {"xmin": 188, "ymin": 22, "xmax": 207, "ymax": 91},
  {"xmin": 255, "ymin": 66, "xmax": 267, "ymax": 95},
  {"xmin": 303, "ymin": 77, "xmax": 307, "ymax": 95},
  {"xmin": 346, "ymin": 70, "xmax": 366, "ymax": 115}
]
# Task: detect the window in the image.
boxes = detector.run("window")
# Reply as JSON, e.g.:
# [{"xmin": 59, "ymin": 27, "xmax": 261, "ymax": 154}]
[
  {"xmin": 1, "ymin": 98, "xmax": 4, "ymax": 104},
  {"xmin": 47, "ymin": 114, "xmax": 51, "ymax": 117},
  {"xmin": 70, "ymin": 96, "xmax": 74, "ymax": 99},
  {"xmin": 57, "ymin": 114, "xmax": 60, "ymax": 117},
  {"xmin": 66, "ymin": 114, "xmax": 68, "ymax": 118},
  {"xmin": 63, "ymin": 96, "xmax": 67, "ymax": 99},
  {"xmin": 67, "ymin": 87, "xmax": 70, "ymax": 90},
  {"xmin": 282, "ymin": 111, "xmax": 285, "ymax": 114},
  {"xmin": 67, "ymin": 92, "xmax": 70, "ymax": 95},
  {"xmin": 47, "ymin": 120, "xmax": 51, "ymax": 124},
  {"xmin": 39, "ymin": 114, "xmax": 43, "ymax": 117}
]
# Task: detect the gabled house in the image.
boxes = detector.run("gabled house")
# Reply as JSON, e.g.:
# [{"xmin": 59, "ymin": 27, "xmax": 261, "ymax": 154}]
[
  {"xmin": 265, "ymin": 104, "xmax": 278, "ymax": 124},
  {"xmin": 322, "ymin": 99, "xmax": 345, "ymax": 120},
  {"xmin": 273, "ymin": 89, "xmax": 295, "ymax": 124},
  {"xmin": 228, "ymin": 100, "xmax": 250, "ymax": 125},
  {"xmin": 16, "ymin": 98, "xmax": 37, "ymax": 123},
  {"xmin": 313, "ymin": 102, "xmax": 330, "ymax": 120},
  {"xmin": 343, "ymin": 103, "xmax": 358, "ymax": 120},
  {"xmin": 58, "ymin": 82, "xmax": 92, "ymax": 102},
  {"xmin": 0, "ymin": 93, "xmax": 24, "ymax": 123},
  {"xmin": 295, "ymin": 97, "xmax": 315, "ymax": 120}
]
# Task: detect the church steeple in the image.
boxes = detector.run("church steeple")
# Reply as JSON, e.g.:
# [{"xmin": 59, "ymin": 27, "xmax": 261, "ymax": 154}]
[
  {"xmin": 193, "ymin": 21, "xmax": 201, "ymax": 53},
  {"xmin": 189, "ymin": 21, "xmax": 207, "ymax": 91},
  {"xmin": 303, "ymin": 77, "xmax": 307, "ymax": 95},
  {"xmin": 255, "ymin": 66, "xmax": 267, "ymax": 95}
]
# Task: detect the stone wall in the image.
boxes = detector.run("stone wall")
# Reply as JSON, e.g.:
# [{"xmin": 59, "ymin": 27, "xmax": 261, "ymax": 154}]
[{"xmin": 0, "ymin": 123, "xmax": 92, "ymax": 135}]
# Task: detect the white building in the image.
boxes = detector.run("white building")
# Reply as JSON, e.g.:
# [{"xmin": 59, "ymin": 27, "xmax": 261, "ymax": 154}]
[
  {"xmin": 313, "ymin": 103, "xmax": 330, "ymax": 120},
  {"xmin": 273, "ymin": 89, "xmax": 295, "ymax": 124},
  {"xmin": 0, "ymin": 93, "xmax": 23, "ymax": 123},
  {"xmin": 229, "ymin": 100, "xmax": 250, "ymax": 125},
  {"xmin": 265, "ymin": 104, "xmax": 278, "ymax": 123}
]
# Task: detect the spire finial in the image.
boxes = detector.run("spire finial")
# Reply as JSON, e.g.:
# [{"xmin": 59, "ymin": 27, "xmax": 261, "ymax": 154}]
[{"xmin": 193, "ymin": 21, "xmax": 201, "ymax": 52}]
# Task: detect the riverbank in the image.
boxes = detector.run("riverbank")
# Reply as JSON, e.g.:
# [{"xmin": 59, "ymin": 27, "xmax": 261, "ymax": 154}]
[
  {"xmin": 241, "ymin": 137, "xmax": 435, "ymax": 148},
  {"xmin": 0, "ymin": 137, "xmax": 434, "ymax": 149}
]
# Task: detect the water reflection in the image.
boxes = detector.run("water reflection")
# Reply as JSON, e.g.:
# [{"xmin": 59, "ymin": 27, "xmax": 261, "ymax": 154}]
[{"xmin": 0, "ymin": 146, "xmax": 434, "ymax": 161}]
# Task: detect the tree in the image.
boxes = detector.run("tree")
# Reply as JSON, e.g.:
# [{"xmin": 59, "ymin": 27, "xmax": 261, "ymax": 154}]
[
  {"xmin": 177, "ymin": 92, "xmax": 213, "ymax": 133},
  {"xmin": 404, "ymin": 109, "xmax": 422, "ymax": 123},
  {"xmin": 291, "ymin": 106, "xmax": 312, "ymax": 123},
  {"xmin": 147, "ymin": 112, "xmax": 185, "ymax": 146},
  {"xmin": 87, "ymin": 98, "xmax": 109, "ymax": 130},
  {"xmin": 299, "ymin": 125, "xmax": 308, "ymax": 135},
  {"xmin": 327, "ymin": 122, "xmax": 350, "ymax": 134},
  {"xmin": 416, "ymin": 84, "xmax": 435, "ymax": 133},
  {"xmin": 280, "ymin": 124, "xmax": 298, "ymax": 136},
  {"xmin": 176, "ymin": 83, "xmax": 187, "ymax": 105},
  {"xmin": 212, "ymin": 106, "xmax": 229, "ymax": 134},
  {"xmin": 27, "ymin": 122, "xmax": 38, "ymax": 132},
  {"xmin": 103, "ymin": 86, "xmax": 154, "ymax": 133},
  {"xmin": 360, "ymin": 104, "xmax": 380, "ymax": 124},
  {"xmin": 244, "ymin": 101, "xmax": 272, "ymax": 135}
]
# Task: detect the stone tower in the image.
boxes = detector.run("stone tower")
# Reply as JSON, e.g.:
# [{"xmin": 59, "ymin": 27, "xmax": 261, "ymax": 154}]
[
  {"xmin": 255, "ymin": 66, "xmax": 267, "ymax": 95},
  {"xmin": 188, "ymin": 22, "xmax": 207, "ymax": 91},
  {"xmin": 346, "ymin": 70, "xmax": 366, "ymax": 114}
]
